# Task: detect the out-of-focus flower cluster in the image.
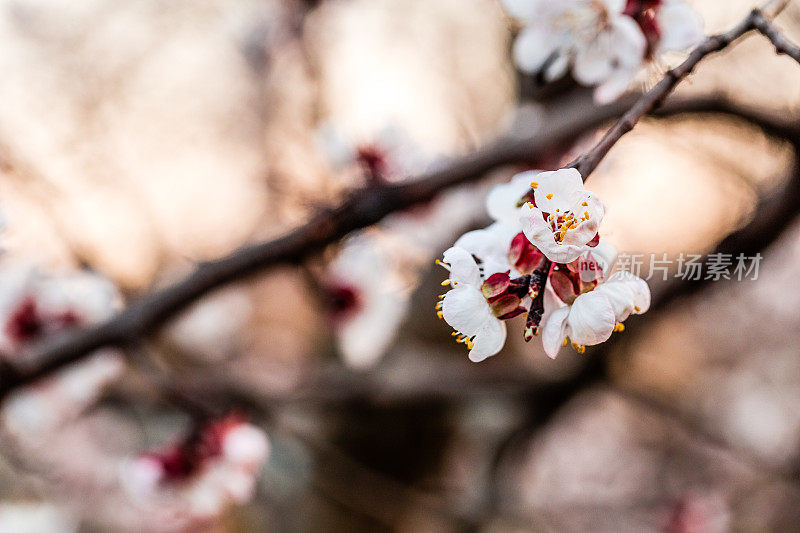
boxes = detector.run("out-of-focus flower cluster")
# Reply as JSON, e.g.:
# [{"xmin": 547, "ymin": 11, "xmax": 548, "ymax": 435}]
[
  {"xmin": 0, "ymin": 254, "xmax": 269, "ymax": 530},
  {"xmin": 503, "ymin": 0, "xmax": 704, "ymax": 103},
  {"xmin": 437, "ymin": 168, "xmax": 651, "ymax": 361},
  {"xmin": 123, "ymin": 414, "xmax": 269, "ymax": 528},
  {"xmin": 320, "ymin": 125, "xmax": 485, "ymax": 368}
]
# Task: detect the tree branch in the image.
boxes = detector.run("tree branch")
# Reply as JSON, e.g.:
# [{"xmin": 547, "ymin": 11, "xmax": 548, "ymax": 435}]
[
  {"xmin": 0, "ymin": 92, "xmax": 796, "ymax": 402},
  {"xmin": 572, "ymin": 3, "xmax": 790, "ymax": 179},
  {"xmin": 1, "ymin": 0, "xmax": 798, "ymax": 400},
  {"xmin": 752, "ymin": 10, "xmax": 800, "ymax": 64}
]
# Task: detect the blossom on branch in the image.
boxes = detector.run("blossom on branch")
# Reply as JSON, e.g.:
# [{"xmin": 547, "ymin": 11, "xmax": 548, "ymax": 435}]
[
  {"xmin": 438, "ymin": 245, "xmax": 529, "ymax": 362},
  {"xmin": 321, "ymin": 124, "xmax": 486, "ymax": 369},
  {"xmin": 541, "ymin": 268, "xmax": 650, "ymax": 358},
  {"xmin": 520, "ymin": 168, "xmax": 604, "ymax": 264},
  {"xmin": 324, "ymin": 235, "xmax": 411, "ymax": 369},
  {"xmin": 624, "ymin": 0, "xmax": 703, "ymax": 56},
  {"xmin": 503, "ymin": 0, "xmax": 703, "ymax": 103},
  {"xmin": 438, "ymin": 167, "xmax": 650, "ymax": 362}
]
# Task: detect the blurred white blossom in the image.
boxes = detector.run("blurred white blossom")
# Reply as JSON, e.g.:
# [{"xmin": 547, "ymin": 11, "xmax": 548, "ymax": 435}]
[{"xmin": 504, "ymin": 0, "xmax": 702, "ymax": 102}]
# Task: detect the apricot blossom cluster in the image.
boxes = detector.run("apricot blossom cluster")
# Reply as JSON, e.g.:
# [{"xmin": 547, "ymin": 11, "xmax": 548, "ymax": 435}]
[
  {"xmin": 503, "ymin": 0, "xmax": 703, "ymax": 103},
  {"xmin": 437, "ymin": 168, "xmax": 650, "ymax": 361}
]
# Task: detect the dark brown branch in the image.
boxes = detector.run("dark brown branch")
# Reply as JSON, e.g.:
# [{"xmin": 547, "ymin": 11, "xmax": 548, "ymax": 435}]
[
  {"xmin": 752, "ymin": 10, "xmax": 800, "ymax": 64},
  {"xmin": 1, "ymin": 0, "xmax": 798, "ymax": 398},
  {"xmin": 0, "ymin": 99, "xmax": 644, "ymax": 401},
  {"xmin": 0, "ymin": 92, "xmax": 796, "ymax": 402},
  {"xmin": 163, "ymin": 149, "xmax": 800, "ymax": 410},
  {"xmin": 571, "ymin": 6, "xmax": 782, "ymax": 179}
]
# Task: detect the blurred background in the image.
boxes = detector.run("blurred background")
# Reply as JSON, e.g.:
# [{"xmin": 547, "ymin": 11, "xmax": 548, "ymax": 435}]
[{"xmin": 1, "ymin": 0, "xmax": 800, "ymax": 530}]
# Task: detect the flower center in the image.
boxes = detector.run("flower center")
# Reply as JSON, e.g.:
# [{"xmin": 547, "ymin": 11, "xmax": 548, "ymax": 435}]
[
  {"xmin": 556, "ymin": 1, "xmax": 612, "ymax": 42},
  {"xmin": 326, "ymin": 284, "xmax": 362, "ymax": 320},
  {"xmin": 537, "ymin": 202, "xmax": 591, "ymax": 243}
]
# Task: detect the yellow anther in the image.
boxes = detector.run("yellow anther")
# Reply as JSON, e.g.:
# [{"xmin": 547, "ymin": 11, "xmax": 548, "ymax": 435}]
[
  {"xmin": 441, "ymin": 279, "xmax": 451, "ymax": 286},
  {"xmin": 562, "ymin": 338, "xmax": 568, "ymax": 347},
  {"xmin": 438, "ymin": 294, "xmax": 445, "ymax": 299},
  {"xmin": 614, "ymin": 323, "xmax": 625, "ymax": 332},
  {"xmin": 437, "ymin": 311, "xmax": 443, "ymax": 319},
  {"xmin": 530, "ymin": 181, "xmax": 539, "ymax": 189},
  {"xmin": 435, "ymin": 259, "xmax": 442, "ymax": 265},
  {"xmin": 451, "ymin": 332, "xmax": 458, "ymax": 337},
  {"xmin": 582, "ymin": 201, "xmax": 588, "ymax": 207},
  {"xmin": 634, "ymin": 305, "xmax": 641, "ymax": 313},
  {"xmin": 546, "ymin": 193, "xmax": 553, "ymax": 200},
  {"xmin": 584, "ymin": 211, "xmax": 589, "ymax": 219}
]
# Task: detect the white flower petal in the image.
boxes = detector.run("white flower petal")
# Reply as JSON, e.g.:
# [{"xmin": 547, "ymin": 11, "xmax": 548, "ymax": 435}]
[
  {"xmin": 594, "ymin": 68, "xmax": 636, "ymax": 104},
  {"xmin": 539, "ymin": 239, "xmax": 587, "ymax": 264},
  {"xmin": 541, "ymin": 305, "xmax": 569, "ymax": 359},
  {"xmin": 468, "ymin": 318, "xmax": 507, "ymax": 362},
  {"xmin": 443, "ymin": 247, "xmax": 481, "ymax": 287},
  {"xmin": 624, "ymin": 274, "xmax": 651, "ymax": 314},
  {"xmin": 610, "ymin": 16, "xmax": 647, "ymax": 68},
  {"xmin": 567, "ymin": 290, "xmax": 615, "ymax": 346},
  {"xmin": 442, "ymin": 286, "xmax": 491, "ymax": 337},
  {"xmin": 562, "ymin": 218, "xmax": 600, "ymax": 248},
  {"xmin": 587, "ymin": 241, "xmax": 618, "ymax": 279},
  {"xmin": 658, "ymin": 2, "xmax": 704, "ymax": 52},
  {"xmin": 587, "ymin": 17, "xmax": 645, "ymax": 103},
  {"xmin": 454, "ymin": 226, "xmax": 513, "ymax": 268},
  {"xmin": 594, "ymin": 279, "xmax": 636, "ymax": 322},
  {"xmin": 520, "ymin": 203, "xmax": 560, "ymax": 255},
  {"xmin": 544, "ymin": 53, "xmax": 570, "ymax": 82},
  {"xmin": 534, "ymin": 168, "xmax": 585, "ymax": 214},
  {"xmin": 586, "ymin": 193, "xmax": 606, "ymax": 221},
  {"xmin": 482, "ymin": 258, "xmax": 512, "ymax": 278},
  {"xmin": 573, "ymin": 38, "xmax": 615, "ymax": 85},
  {"xmin": 337, "ymin": 286, "xmax": 408, "ymax": 369},
  {"xmin": 513, "ymin": 26, "xmax": 559, "ymax": 74},
  {"xmin": 602, "ymin": 0, "xmax": 627, "ymax": 14},
  {"xmin": 487, "ymin": 172, "xmax": 538, "ymax": 227}
]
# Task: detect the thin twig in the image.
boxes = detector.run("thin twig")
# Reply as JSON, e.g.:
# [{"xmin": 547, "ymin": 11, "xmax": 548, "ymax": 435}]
[
  {"xmin": 1, "ymin": 0, "xmax": 798, "ymax": 399},
  {"xmin": 752, "ymin": 10, "xmax": 800, "ymax": 64},
  {"xmin": 0, "ymin": 95, "xmax": 795, "ymax": 402},
  {"xmin": 571, "ymin": 3, "xmax": 789, "ymax": 179}
]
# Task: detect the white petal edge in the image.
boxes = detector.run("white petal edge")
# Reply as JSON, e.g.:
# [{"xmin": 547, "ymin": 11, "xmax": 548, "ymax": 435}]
[
  {"xmin": 567, "ymin": 290, "xmax": 615, "ymax": 346},
  {"xmin": 541, "ymin": 305, "xmax": 569, "ymax": 359},
  {"xmin": 441, "ymin": 285, "xmax": 491, "ymax": 337},
  {"xmin": 469, "ymin": 318, "xmax": 507, "ymax": 362}
]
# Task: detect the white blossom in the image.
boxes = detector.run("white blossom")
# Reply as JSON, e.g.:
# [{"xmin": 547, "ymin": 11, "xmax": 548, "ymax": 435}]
[
  {"xmin": 520, "ymin": 168, "xmax": 605, "ymax": 264},
  {"xmin": 625, "ymin": 0, "xmax": 703, "ymax": 54},
  {"xmin": 504, "ymin": 0, "xmax": 704, "ymax": 103},
  {"xmin": 504, "ymin": 0, "xmax": 646, "ymax": 103},
  {"xmin": 326, "ymin": 235, "xmax": 410, "ymax": 369},
  {"xmin": 438, "ymin": 247, "xmax": 511, "ymax": 362},
  {"xmin": 122, "ymin": 417, "xmax": 269, "ymax": 530},
  {"xmin": 541, "ymin": 269, "xmax": 650, "ymax": 358}
]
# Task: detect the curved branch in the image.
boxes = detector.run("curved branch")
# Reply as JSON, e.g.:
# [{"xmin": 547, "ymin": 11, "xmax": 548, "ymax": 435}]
[
  {"xmin": 753, "ymin": 9, "xmax": 800, "ymax": 64},
  {"xmin": 0, "ymin": 93, "xmax": 797, "ymax": 400},
  {"xmin": 572, "ymin": 4, "xmax": 789, "ymax": 179}
]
